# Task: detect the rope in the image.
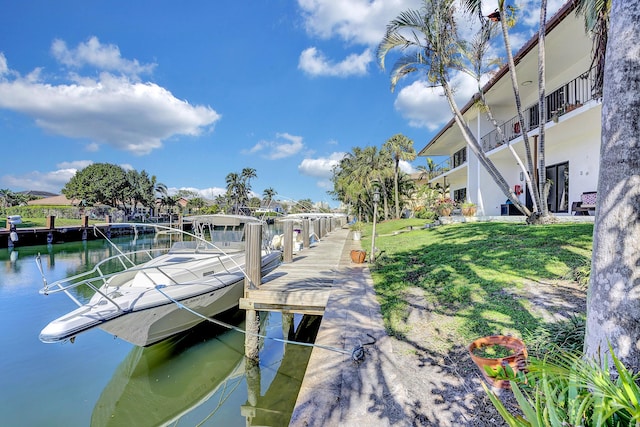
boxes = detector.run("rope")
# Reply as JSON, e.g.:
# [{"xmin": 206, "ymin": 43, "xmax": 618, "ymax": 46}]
[{"xmin": 154, "ymin": 286, "xmax": 373, "ymax": 362}]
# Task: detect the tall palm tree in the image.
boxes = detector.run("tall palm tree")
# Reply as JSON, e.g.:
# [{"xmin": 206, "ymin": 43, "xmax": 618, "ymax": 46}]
[
  {"xmin": 461, "ymin": 0, "xmax": 546, "ymax": 216},
  {"xmin": 383, "ymin": 133, "xmax": 416, "ymax": 219},
  {"xmin": 379, "ymin": 0, "xmax": 556, "ymax": 222},
  {"xmin": 378, "ymin": 0, "xmax": 530, "ymax": 218},
  {"xmin": 225, "ymin": 172, "xmax": 241, "ymax": 214},
  {"xmin": 584, "ymin": 0, "xmax": 640, "ymax": 370},
  {"xmin": 332, "ymin": 146, "xmax": 389, "ymax": 221},
  {"xmin": 241, "ymin": 168, "xmax": 257, "ymax": 190}
]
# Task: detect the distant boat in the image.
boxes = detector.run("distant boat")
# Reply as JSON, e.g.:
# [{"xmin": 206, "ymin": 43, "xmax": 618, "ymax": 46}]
[
  {"xmin": 38, "ymin": 215, "xmax": 281, "ymax": 347},
  {"xmin": 6, "ymin": 215, "xmax": 22, "ymax": 225}
]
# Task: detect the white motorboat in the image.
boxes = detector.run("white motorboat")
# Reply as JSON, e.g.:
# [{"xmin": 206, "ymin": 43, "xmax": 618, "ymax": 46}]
[{"xmin": 38, "ymin": 215, "xmax": 281, "ymax": 347}]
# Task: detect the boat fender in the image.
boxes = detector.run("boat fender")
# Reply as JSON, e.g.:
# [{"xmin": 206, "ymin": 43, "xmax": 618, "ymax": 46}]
[
  {"xmin": 47, "ymin": 232, "xmax": 53, "ymax": 244},
  {"xmin": 82, "ymin": 229, "xmax": 87, "ymax": 240},
  {"xmin": 10, "ymin": 231, "xmax": 18, "ymax": 243}
]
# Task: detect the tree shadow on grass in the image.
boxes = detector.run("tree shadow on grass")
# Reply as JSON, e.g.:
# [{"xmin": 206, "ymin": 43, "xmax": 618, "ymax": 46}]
[{"xmin": 368, "ymin": 222, "xmax": 592, "ymax": 424}]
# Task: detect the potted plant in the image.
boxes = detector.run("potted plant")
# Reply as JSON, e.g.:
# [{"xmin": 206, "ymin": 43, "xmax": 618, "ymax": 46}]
[
  {"xmin": 468, "ymin": 335, "xmax": 527, "ymax": 389},
  {"xmin": 350, "ymin": 249, "xmax": 367, "ymax": 263},
  {"xmin": 435, "ymin": 197, "xmax": 455, "ymax": 217},
  {"xmin": 461, "ymin": 201, "xmax": 477, "ymax": 217},
  {"xmin": 350, "ymin": 221, "xmax": 364, "ymax": 240}
]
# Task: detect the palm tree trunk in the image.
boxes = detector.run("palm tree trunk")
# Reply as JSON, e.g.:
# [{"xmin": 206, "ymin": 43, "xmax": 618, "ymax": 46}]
[
  {"xmin": 478, "ymin": 90, "xmax": 538, "ymax": 211},
  {"xmin": 584, "ymin": 0, "xmax": 640, "ymax": 370},
  {"xmin": 538, "ymin": 0, "xmax": 549, "ymax": 216},
  {"xmin": 442, "ymin": 80, "xmax": 531, "ymax": 216},
  {"xmin": 498, "ymin": 5, "xmax": 543, "ymax": 215}
]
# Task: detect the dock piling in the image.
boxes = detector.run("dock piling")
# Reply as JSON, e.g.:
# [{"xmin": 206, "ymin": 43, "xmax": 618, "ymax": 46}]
[
  {"xmin": 244, "ymin": 222, "xmax": 263, "ymax": 361},
  {"xmin": 283, "ymin": 220, "xmax": 293, "ymax": 263},
  {"xmin": 302, "ymin": 219, "xmax": 310, "ymax": 249}
]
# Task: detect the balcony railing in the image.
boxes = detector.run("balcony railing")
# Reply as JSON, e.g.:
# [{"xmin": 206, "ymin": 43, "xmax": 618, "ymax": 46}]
[
  {"xmin": 480, "ymin": 67, "xmax": 596, "ymax": 152},
  {"xmin": 426, "ymin": 68, "xmax": 596, "ymax": 182}
]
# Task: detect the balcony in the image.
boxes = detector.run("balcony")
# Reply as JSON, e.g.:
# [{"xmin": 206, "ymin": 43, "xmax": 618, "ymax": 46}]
[
  {"xmin": 481, "ymin": 68, "xmax": 596, "ymax": 152},
  {"xmin": 428, "ymin": 147, "xmax": 466, "ymax": 180},
  {"xmin": 426, "ymin": 68, "xmax": 596, "ymax": 182}
]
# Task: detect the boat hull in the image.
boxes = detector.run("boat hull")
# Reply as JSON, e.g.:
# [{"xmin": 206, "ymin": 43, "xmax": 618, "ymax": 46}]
[
  {"xmin": 40, "ymin": 251, "xmax": 281, "ymax": 346},
  {"xmin": 98, "ymin": 276, "xmax": 245, "ymax": 346}
]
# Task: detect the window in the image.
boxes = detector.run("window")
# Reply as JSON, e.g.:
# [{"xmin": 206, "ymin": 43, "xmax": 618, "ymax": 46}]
[
  {"xmin": 452, "ymin": 147, "xmax": 467, "ymax": 168},
  {"xmin": 453, "ymin": 188, "xmax": 467, "ymax": 204}
]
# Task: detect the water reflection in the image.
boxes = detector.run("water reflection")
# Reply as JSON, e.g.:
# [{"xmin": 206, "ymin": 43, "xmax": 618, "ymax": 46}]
[
  {"xmin": 90, "ymin": 310, "xmax": 318, "ymax": 426},
  {"xmin": 92, "ymin": 312, "xmax": 248, "ymax": 427},
  {"xmin": 1, "ymin": 234, "xmax": 316, "ymax": 426}
]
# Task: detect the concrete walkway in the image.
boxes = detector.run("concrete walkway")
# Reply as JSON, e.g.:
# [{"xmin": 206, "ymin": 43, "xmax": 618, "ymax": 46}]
[{"xmin": 289, "ymin": 228, "xmax": 410, "ymax": 426}]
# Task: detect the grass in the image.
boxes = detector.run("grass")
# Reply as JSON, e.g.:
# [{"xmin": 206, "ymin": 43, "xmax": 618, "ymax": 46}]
[{"xmin": 364, "ymin": 219, "xmax": 593, "ymax": 348}]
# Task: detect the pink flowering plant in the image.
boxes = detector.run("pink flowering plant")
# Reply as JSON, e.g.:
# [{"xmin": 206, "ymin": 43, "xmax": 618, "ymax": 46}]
[{"xmin": 435, "ymin": 197, "xmax": 456, "ymax": 211}]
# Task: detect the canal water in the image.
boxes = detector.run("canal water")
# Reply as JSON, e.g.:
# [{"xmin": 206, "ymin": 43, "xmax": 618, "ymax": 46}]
[{"xmin": 0, "ymin": 234, "xmax": 315, "ymax": 426}]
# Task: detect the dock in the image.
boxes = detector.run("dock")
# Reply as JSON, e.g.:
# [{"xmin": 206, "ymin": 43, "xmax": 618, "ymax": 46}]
[
  {"xmin": 241, "ymin": 224, "xmax": 406, "ymax": 426},
  {"xmin": 239, "ymin": 225, "xmax": 347, "ymax": 316}
]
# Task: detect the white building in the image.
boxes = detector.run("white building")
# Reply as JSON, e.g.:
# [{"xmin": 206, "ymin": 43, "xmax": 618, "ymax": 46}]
[{"xmin": 418, "ymin": 1, "xmax": 600, "ymax": 216}]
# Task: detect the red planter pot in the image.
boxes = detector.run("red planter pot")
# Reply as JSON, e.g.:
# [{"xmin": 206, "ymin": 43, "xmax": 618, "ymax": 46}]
[
  {"xmin": 468, "ymin": 335, "xmax": 527, "ymax": 389},
  {"xmin": 350, "ymin": 249, "xmax": 366, "ymax": 263}
]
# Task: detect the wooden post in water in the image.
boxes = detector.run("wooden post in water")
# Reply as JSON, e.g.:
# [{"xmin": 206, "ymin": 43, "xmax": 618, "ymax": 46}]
[
  {"xmin": 302, "ymin": 219, "xmax": 310, "ymax": 249},
  {"xmin": 245, "ymin": 358, "xmax": 261, "ymax": 425},
  {"xmin": 282, "ymin": 313, "xmax": 294, "ymax": 340},
  {"xmin": 244, "ymin": 222, "xmax": 262, "ymax": 361},
  {"xmin": 283, "ymin": 220, "xmax": 293, "ymax": 263},
  {"xmin": 46, "ymin": 215, "xmax": 56, "ymax": 230}
]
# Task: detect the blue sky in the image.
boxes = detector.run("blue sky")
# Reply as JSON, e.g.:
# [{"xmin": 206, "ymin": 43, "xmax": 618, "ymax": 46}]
[{"xmin": 0, "ymin": 0, "xmax": 564, "ymax": 207}]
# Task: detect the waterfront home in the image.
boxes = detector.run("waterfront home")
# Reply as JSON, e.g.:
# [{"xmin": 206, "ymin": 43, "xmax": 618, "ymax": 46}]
[{"xmin": 418, "ymin": 1, "xmax": 600, "ymax": 217}]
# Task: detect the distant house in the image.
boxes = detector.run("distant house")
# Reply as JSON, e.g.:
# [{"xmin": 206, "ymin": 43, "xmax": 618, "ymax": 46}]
[
  {"xmin": 27, "ymin": 194, "xmax": 79, "ymax": 206},
  {"xmin": 418, "ymin": 1, "xmax": 599, "ymax": 216}
]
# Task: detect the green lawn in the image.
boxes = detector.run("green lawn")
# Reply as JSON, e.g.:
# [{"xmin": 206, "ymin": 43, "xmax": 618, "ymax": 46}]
[{"xmin": 362, "ymin": 220, "xmax": 593, "ymax": 347}]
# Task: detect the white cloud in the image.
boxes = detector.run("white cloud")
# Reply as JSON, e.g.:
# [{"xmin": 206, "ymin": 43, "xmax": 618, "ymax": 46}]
[
  {"xmin": 168, "ymin": 186, "xmax": 227, "ymax": 199},
  {"xmin": 296, "ymin": 0, "xmax": 422, "ymax": 78},
  {"xmin": 298, "ymin": 0, "xmax": 422, "ymax": 45},
  {"xmin": 299, "ymin": 47, "xmax": 372, "ymax": 77},
  {"xmin": 243, "ymin": 133, "xmax": 305, "ymax": 160},
  {"xmin": 298, "ymin": 151, "xmax": 346, "ymax": 179},
  {"xmin": 399, "ymin": 159, "xmax": 417, "ymax": 174},
  {"xmin": 56, "ymin": 160, "xmax": 93, "ymax": 170},
  {"xmin": 0, "ymin": 53, "xmax": 7, "ymax": 75},
  {"xmin": 0, "ymin": 39, "xmax": 220, "ymax": 156},
  {"xmin": 393, "ymin": 71, "xmax": 477, "ymax": 130},
  {"xmin": 51, "ymin": 36, "xmax": 156, "ymax": 78},
  {"xmin": 1, "ymin": 169, "xmax": 77, "ymax": 194}
]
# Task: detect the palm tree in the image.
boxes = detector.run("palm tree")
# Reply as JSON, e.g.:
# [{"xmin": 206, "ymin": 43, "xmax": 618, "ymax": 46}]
[
  {"xmin": 465, "ymin": 0, "xmax": 545, "ymax": 215},
  {"xmin": 225, "ymin": 172, "xmax": 242, "ymax": 214},
  {"xmin": 262, "ymin": 187, "xmax": 276, "ymax": 207},
  {"xmin": 378, "ymin": 0, "xmax": 548, "ymax": 222},
  {"xmin": 241, "ymin": 168, "xmax": 257, "ymax": 191},
  {"xmin": 584, "ymin": 0, "xmax": 640, "ymax": 370},
  {"xmin": 383, "ymin": 133, "xmax": 416, "ymax": 219},
  {"xmin": 332, "ymin": 146, "xmax": 382, "ymax": 221}
]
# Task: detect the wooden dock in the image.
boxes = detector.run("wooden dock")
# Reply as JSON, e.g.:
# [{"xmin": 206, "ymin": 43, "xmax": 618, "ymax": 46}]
[{"xmin": 239, "ymin": 225, "xmax": 350, "ymax": 316}]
